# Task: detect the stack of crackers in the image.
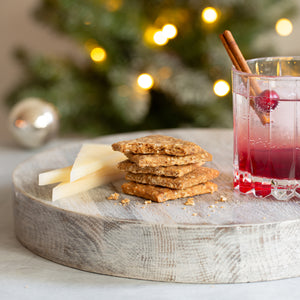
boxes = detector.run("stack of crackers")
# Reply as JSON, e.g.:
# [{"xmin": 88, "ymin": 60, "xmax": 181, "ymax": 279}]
[{"xmin": 112, "ymin": 135, "xmax": 219, "ymax": 202}]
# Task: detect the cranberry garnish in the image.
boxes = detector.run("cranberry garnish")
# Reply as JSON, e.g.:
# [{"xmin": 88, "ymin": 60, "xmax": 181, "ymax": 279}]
[{"xmin": 254, "ymin": 90, "xmax": 279, "ymax": 113}]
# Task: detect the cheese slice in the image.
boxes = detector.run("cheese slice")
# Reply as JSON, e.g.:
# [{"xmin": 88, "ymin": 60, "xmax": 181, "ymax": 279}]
[
  {"xmin": 70, "ymin": 144, "xmax": 125, "ymax": 182},
  {"xmin": 39, "ymin": 166, "xmax": 72, "ymax": 186},
  {"xmin": 52, "ymin": 165, "xmax": 123, "ymax": 201}
]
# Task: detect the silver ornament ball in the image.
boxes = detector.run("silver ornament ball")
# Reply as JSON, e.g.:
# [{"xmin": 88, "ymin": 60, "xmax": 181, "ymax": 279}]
[{"xmin": 9, "ymin": 98, "xmax": 59, "ymax": 148}]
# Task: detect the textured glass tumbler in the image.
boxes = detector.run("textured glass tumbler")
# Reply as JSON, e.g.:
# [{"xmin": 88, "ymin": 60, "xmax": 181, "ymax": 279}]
[{"xmin": 233, "ymin": 57, "xmax": 300, "ymax": 200}]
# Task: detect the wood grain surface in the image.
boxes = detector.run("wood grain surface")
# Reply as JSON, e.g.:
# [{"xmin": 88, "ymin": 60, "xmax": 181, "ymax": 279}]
[{"xmin": 13, "ymin": 129, "xmax": 300, "ymax": 283}]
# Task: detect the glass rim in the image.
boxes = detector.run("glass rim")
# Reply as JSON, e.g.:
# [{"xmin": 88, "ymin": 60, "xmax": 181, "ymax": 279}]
[{"xmin": 232, "ymin": 56, "xmax": 300, "ymax": 80}]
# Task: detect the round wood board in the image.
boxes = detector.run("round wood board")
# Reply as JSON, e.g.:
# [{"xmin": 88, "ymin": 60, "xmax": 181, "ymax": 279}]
[{"xmin": 13, "ymin": 129, "xmax": 300, "ymax": 283}]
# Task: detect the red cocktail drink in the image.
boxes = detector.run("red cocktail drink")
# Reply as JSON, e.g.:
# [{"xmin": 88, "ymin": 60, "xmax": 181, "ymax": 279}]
[{"xmin": 233, "ymin": 57, "xmax": 300, "ymax": 200}]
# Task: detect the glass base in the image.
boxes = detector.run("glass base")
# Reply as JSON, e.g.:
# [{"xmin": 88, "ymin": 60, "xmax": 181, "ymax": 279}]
[{"xmin": 234, "ymin": 169, "xmax": 300, "ymax": 200}]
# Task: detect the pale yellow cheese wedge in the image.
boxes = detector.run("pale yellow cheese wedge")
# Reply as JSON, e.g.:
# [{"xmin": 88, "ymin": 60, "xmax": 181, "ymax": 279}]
[
  {"xmin": 39, "ymin": 166, "xmax": 72, "ymax": 186},
  {"xmin": 52, "ymin": 165, "xmax": 123, "ymax": 201},
  {"xmin": 70, "ymin": 144, "xmax": 125, "ymax": 182}
]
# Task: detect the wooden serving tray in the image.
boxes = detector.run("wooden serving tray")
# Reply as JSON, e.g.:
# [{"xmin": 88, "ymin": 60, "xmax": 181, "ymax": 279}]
[{"xmin": 13, "ymin": 129, "xmax": 300, "ymax": 283}]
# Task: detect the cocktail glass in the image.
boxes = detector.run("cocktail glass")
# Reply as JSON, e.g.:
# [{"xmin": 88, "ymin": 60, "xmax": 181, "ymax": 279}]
[{"xmin": 233, "ymin": 56, "xmax": 300, "ymax": 200}]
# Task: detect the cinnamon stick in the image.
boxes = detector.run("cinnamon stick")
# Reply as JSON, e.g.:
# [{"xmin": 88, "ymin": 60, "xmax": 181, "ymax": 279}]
[
  {"xmin": 219, "ymin": 33, "xmax": 241, "ymax": 72},
  {"xmin": 220, "ymin": 30, "xmax": 270, "ymax": 124}
]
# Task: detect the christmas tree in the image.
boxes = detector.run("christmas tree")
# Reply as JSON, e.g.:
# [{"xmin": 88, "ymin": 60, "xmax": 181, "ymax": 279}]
[{"xmin": 7, "ymin": 0, "xmax": 296, "ymax": 136}]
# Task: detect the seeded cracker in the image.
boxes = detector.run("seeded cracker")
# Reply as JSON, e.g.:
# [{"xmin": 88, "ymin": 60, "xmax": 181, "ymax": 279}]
[
  {"xmin": 125, "ymin": 166, "xmax": 219, "ymax": 189},
  {"xmin": 122, "ymin": 181, "xmax": 218, "ymax": 203},
  {"xmin": 112, "ymin": 135, "xmax": 202, "ymax": 156},
  {"xmin": 118, "ymin": 159, "xmax": 203, "ymax": 177},
  {"xmin": 125, "ymin": 152, "xmax": 212, "ymax": 167},
  {"xmin": 113, "ymin": 134, "xmax": 218, "ymax": 202}
]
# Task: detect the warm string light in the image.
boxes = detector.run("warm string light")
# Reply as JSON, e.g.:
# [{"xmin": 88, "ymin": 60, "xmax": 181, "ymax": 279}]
[
  {"xmin": 276, "ymin": 18, "xmax": 293, "ymax": 36},
  {"xmin": 153, "ymin": 31, "xmax": 168, "ymax": 46},
  {"xmin": 145, "ymin": 23, "xmax": 178, "ymax": 46},
  {"xmin": 162, "ymin": 24, "xmax": 177, "ymax": 39},
  {"xmin": 201, "ymin": 7, "xmax": 218, "ymax": 24},
  {"xmin": 90, "ymin": 47, "xmax": 107, "ymax": 62},
  {"xmin": 85, "ymin": 39, "xmax": 107, "ymax": 63},
  {"xmin": 144, "ymin": 26, "xmax": 157, "ymax": 44},
  {"xmin": 137, "ymin": 73, "xmax": 154, "ymax": 90},
  {"xmin": 213, "ymin": 80, "xmax": 230, "ymax": 97}
]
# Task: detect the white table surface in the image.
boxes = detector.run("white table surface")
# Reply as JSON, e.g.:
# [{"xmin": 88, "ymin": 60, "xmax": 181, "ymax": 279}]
[{"xmin": 1, "ymin": 133, "xmax": 300, "ymax": 300}]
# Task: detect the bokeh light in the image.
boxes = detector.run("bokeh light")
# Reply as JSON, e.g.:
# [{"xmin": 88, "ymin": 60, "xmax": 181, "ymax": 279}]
[
  {"xmin": 201, "ymin": 7, "xmax": 218, "ymax": 24},
  {"xmin": 90, "ymin": 47, "xmax": 107, "ymax": 62},
  {"xmin": 162, "ymin": 24, "xmax": 178, "ymax": 39},
  {"xmin": 137, "ymin": 73, "xmax": 154, "ymax": 90},
  {"xmin": 153, "ymin": 31, "xmax": 168, "ymax": 46},
  {"xmin": 276, "ymin": 18, "xmax": 293, "ymax": 36},
  {"xmin": 213, "ymin": 80, "xmax": 230, "ymax": 97},
  {"xmin": 144, "ymin": 26, "xmax": 157, "ymax": 44}
]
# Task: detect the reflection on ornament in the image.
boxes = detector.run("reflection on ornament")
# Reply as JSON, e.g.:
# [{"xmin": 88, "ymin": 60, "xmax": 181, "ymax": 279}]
[
  {"xmin": 137, "ymin": 73, "xmax": 154, "ymax": 90},
  {"xmin": 153, "ymin": 31, "xmax": 168, "ymax": 46},
  {"xmin": 202, "ymin": 7, "xmax": 218, "ymax": 24},
  {"xmin": 162, "ymin": 24, "xmax": 177, "ymax": 39},
  {"xmin": 276, "ymin": 18, "xmax": 293, "ymax": 36},
  {"xmin": 34, "ymin": 112, "xmax": 54, "ymax": 129},
  {"xmin": 15, "ymin": 119, "xmax": 26, "ymax": 129},
  {"xmin": 213, "ymin": 80, "xmax": 230, "ymax": 97},
  {"xmin": 90, "ymin": 47, "xmax": 107, "ymax": 62},
  {"xmin": 9, "ymin": 98, "xmax": 59, "ymax": 148}
]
